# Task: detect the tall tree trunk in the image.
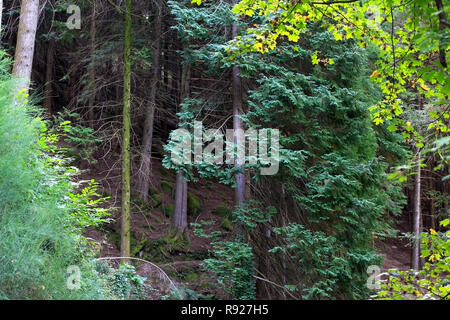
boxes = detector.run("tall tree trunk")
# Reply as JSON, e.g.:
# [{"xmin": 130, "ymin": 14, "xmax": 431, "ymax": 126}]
[
  {"xmin": 232, "ymin": 61, "xmax": 245, "ymax": 205},
  {"xmin": 174, "ymin": 171, "xmax": 188, "ymax": 232},
  {"xmin": 233, "ymin": 64, "xmax": 245, "ymax": 207},
  {"xmin": 43, "ymin": 38, "xmax": 54, "ymax": 114},
  {"xmin": 87, "ymin": 3, "xmax": 96, "ymax": 128},
  {"xmin": 231, "ymin": 1, "xmax": 246, "ymax": 241},
  {"xmin": 173, "ymin": 63, "xmax": 190, "ymax": 233},
  {"xmin": 137, "ymin": 2, "xmax": 162, "ymax": 201},
  {"xmin": 120, "ymin": 0, "xmax": 132, "ymax": 263},
  {"xmin": 280, "ymin": 183, "xmax": 288, "ymax": 299},
  {"xmin": 0, "ymin": 0, "xmax": 3, "ymax": 32},
  {"xmin": 12, "ymin": 0, "xmax": 40, "ymax": 92},
  {"xmin": 232, "ymin": 3, "xmax": 245, "ymax": 208},
  {"xmin": 411, "ymin": 149, "xmax": 421, "ymax": 270}
]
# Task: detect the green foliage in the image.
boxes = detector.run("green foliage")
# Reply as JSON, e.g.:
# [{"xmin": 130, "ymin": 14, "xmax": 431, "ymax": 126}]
[
  {"xmin": 230, "ymin": 0, "xmax": 449, "ymax": 140},
  {"xmin": 191, "ymin": 218, "xmax": 255, "ymax": 299},
  {"xmin": 150, "ymin": 193, "xmax": 163, "ymax": 208},
  {"xmin": 94, "ymin": 262, "xmax": 148, "ymax": 300},
  {"xmin": 426, "ymin": 190, "xmax": 450, "ymax": 220},
  {"xmin": 162, "ymin": 204, "xmax": 175, "ymax": 218},
  {"xmin": 187, "ymin": 193, "xmax": 201, "ymax": 217},
  {"xmin": 220, "ymin": 218, "xmax": 233, "ymax": 231},
  {"xmin": 203, "ymin": 241, "xmax": 255, "ymax": 300},
  {"xmin": 0, "ymin": 53, "xmax": 110, "ymax": 299},
  {"xmin": 170, "ymin": 1, "xmax": 408, "ymax": 300},
  {"xmin": 162, "ymin": 286, "xmax": 213, "ymax": 300},
  {"xmin": 67, "ymin": 180, "xmax": 112, "ymax": 230},
  {"xmin": 131, "ymin": 234, "xmax": 150, "ymax": 257},
  {"xmin": 169, "ymin": 0, "xmax": 234, "ymax": 46},
  {"xmin": 52, "ymin": 109, "xmax": 102, "ymax": 164},
  {"xmin": 160, "ymin": 180, "xmax": 174, "ymax": 195},
  {"xmin": 185, "ymin": 272, "xmax": 199, "ymax": 282},
  {"xmin": 377, "ymin": 220, "xmax": 450, "ymax": 300},
  {"xmin": 191, "ymin": 220, "xmax": 254, "ymax": 299},
  {"xmin": 148, "ymin": 186, "xmax": 159, "ymax": 196},
  {"xmin": 271, "ymin": 223, "xmax": 355, "ymax": 299},
  {"xmin": 237, "ymin": 28, "xmax": 404, "ymax": 299},
  {"xmin": 233, "ymin": 201, "xmax": 276, "ymax": 230},
  {"xmin": 191, "ymin": 220, "xmax": 222, "ymax": 241},
  {"xmin": 137, "ymin": 231, "xmax": 192, "ymax": 263},
  {"xmin": 162, "ymin": 229, "xmax": 191, "ymax": 254},
  {"xmin": 427, "ymin": 136, "xmax": 450, "ymax": 181},
  {"xmin": 212, "ymin": 206, "xmax": 232, "ymax": 218}
]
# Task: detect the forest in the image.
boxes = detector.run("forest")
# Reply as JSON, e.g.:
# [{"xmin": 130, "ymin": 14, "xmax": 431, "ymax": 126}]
[{"xmin": 0, "ymin": 0, "xmax": 448, "ymax": 301}]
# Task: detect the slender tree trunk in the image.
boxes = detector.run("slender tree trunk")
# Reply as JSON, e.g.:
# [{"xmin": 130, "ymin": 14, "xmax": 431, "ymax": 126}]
[
  {"xmin": 280, "ymin": 183, "xmax": 288, "ymax": 299},
  {"xmin": 411, "ymin": 149, "xmax": 421, "ymax": 270},
  {"xmin": 43, "ymin": 38, "xmax": 54, "ymax": 114},
  {"xmin": 12, "ymin": 0, "xmax": 40, "ymax": 92},
  {"xmin": 120, "ymin": 0, "xmax": 132, "ymax": 263},
  {"xmin": 87, "ymin": 3, "xmax": 96, "ymax": 128},
  {"xmin": 232, "ymin": 14, "xmax": 245, "ymax": 209},
  {"xmin": 0, "ymin": 0, "xmax": 3, "ymax": 32},
  {"xmin": 231, "ymin": 2, "xmax": 246, "ymax": 242},
  {"xmin": 137, "ymin": 2, "xmax": 162, "ymax": 201},
  {"xmin": 426, "ymin": 166, "xmax": 435, "ymax": 230},
  {"xmin": 174, "ymin": 171, "xmax": 188, "ymax": 232},
  {"xmin": 173, "ymin": 62, "xmax": 190, "ymax": 233}
]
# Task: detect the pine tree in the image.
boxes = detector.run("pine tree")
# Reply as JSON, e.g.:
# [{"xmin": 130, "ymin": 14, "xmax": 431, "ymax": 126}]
[{"xmin": 167, "ymin": 2, "xmax": 409, "ymax": 297}]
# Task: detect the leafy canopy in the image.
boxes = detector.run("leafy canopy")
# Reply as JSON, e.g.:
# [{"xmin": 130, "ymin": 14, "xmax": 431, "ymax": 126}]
[{"xmin": 194, "ymin": 0, "xmax": 449, "ymax": 146}]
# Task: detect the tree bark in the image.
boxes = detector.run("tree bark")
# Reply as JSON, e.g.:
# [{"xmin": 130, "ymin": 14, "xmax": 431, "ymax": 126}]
[
  {"xmin": 120, "ymin": 0, "xmax": 132, "ymax": 264},
  {"xmin": 174, "ymin": 171, "xmax": 188, "ymax": 232},
  {"xmin": 12, "ymin": 0, "xmax": 40, "ymax": 92},
  {"xmin": 173, "ymin": 62, "xmax": 190, "ymax": 233},
  {"xmin": 137, "ymin": 2, "xmax": 162, "ymax": 201},
  {"xmin": 43, "ymin": 38, "xmax": 54, "ymax": 114},
  {"xmin": 87, "ymin": 3, "xmax": 96, "ymax": 128},
  {"xmin": 411, "ymin": 149, "xmax": 421, "ymax": 270},
  {"xmin": 231, "ymin": 1, "xmax": 246, "ymax": 242},
  {"xmin": 0, "ymin": 0, "xmax": 3, "ymax": 32},
  {"xmin": 232, "ymin": 2, "xmax": 245, "ymax": 208}
]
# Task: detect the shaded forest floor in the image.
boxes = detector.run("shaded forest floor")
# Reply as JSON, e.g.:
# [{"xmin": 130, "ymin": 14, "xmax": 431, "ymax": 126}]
[
  {"xmin": 376, "ymin": 216, "xmax": 412, "ymax": 272},
  {"xmin": 82, "ymin": 154, "xmax": 235, "ymax": 299},
  {"xmin": 79, "ymin": 153, "xmax": 412, "ymax": 299}
]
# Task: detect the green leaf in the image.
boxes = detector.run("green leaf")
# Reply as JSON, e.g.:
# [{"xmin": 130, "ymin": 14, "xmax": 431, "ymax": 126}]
[{"xmin": 440, "ymin": 219, "xmax": 450, "ymax": 227}]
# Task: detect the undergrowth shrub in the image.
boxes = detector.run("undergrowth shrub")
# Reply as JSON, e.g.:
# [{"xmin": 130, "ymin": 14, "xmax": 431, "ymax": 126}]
[
  {"xmin": 0, "ymin": 53, "xmax": 124, "ymax": 299},
  {"xmin": 94, "ymin": 262, "xmax": 148, "ymax": 300},
  {"xmin": 51, "ymin": 108, "xmax": 102, "ymax": 165},
  {"xmin": 270, "ymin": 223, "xmax": 354, "ymax": 299},
  {"xmin": 203, "ymin": 241, "xmax": 256, "ymax": 300},
  {"xmin": 191, "ymin": 219, "xmax": 256, "ymax": 300},
  {"xmin": 376, "ymin": 219, "xmax": 450, "ymax": 300}
]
